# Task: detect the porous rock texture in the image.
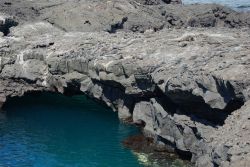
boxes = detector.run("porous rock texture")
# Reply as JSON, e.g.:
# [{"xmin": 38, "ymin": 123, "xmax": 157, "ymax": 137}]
[
  {"xmin": 0, "ymin": 0, "xmax": 250, "ymax": 33},
  {"xmin": 0, "ymin": 1, "xmax": 250, "ymax": 167}
]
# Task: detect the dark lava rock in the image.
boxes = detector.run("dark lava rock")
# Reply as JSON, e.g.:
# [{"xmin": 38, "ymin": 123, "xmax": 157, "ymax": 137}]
[
  {"xmin": 0, "ymin": 0, "xmax": 249, "ymax": 33},
  {"xmin": 135, "ymin": 0, "xmax": 182, "ymax": 5},
  {"xmin": 0, "ymin": 1, "xmax": 250, "ymax": 167},
  {"xmin": 0, "ymin": 14, "xmax": 18, "ymax": 36},
  {"xmin": 122, "ymin": 134, "xmax": 193, "ymax": 166}
]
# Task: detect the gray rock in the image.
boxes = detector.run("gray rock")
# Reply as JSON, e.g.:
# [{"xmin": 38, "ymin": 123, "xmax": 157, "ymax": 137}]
[
  {"xmin": 0, "ymin": 13, "xmax": 18, "ymax": 35},
  {"xmin": 208, "ymin": 101, "xmax": 250, "ymax": 167},
  {"xmin": 135, "ymin": 0, "xmax": 182, "ymax": 5},
  {"xmin": 0, "ymin": 3, "xmax": 250, "ymax": 166},
  {"xmin": 0, "ymin": 0, "xmax": 249, "ymax": 34},
  {"xmin": 133, "ymin": 101, "xmax": 155, "ymax": 132}
]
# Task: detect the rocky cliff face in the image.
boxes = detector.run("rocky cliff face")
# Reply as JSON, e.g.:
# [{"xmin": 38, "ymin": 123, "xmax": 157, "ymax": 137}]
[{"xmin": 0, "ymin": 1, "xmax": 250, "ymax": 167}]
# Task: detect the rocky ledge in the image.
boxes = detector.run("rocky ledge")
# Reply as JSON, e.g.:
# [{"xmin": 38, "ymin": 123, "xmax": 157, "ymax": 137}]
[{"xmin": 0, "ymin": 0, "xmax": 250, "ymax": 167}]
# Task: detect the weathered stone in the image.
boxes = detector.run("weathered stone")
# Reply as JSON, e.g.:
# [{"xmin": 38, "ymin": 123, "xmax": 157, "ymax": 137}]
[
  {"xmin": 0, "ymin": 2, "xmax": 250, "ymax": 166},
  {"xmin": 0, "ymin": 13, "xmax": 18, "ymax": 35},
  {"xmin": 0, "ymin": 0, "xmax": 249, "ymax": 34}
]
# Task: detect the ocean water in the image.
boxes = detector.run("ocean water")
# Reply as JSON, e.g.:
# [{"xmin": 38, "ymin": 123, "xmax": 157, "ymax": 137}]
[
  {"xmin": 0, "ymin": 93, "xmax": 192, "ymax": 167},
  {"xmin": 183, "ymin": 0, "xmax": 250, "ymax": 11},
  {"xmin": 0, "ymin": 93, "xmax": 142, "ymax": 167}
]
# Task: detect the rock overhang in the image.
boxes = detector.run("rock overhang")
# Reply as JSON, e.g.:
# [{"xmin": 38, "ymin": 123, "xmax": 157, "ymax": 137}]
[{"xmin": 0, "ymin": 1, "xmax": 250, "ymax": 166}]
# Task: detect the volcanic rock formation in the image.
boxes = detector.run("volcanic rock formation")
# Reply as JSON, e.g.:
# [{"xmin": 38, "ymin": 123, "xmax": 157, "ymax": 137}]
[{"xmin": 0, "ymin": 0, "xmax": 250, "ymax": 167}]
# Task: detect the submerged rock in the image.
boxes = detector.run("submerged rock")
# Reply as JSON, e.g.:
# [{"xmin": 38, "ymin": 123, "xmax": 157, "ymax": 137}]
[{"xmin": 123, "ymin": 134, "xmax": 193, "ymax": 166}]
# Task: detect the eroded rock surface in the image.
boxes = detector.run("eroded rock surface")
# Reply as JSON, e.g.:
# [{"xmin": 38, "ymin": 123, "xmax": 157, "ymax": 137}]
[
  {"xmin": 0, "ymin": 0, "xmax": 250, "ymax": 33},
  {"xmin": 0, "ymin": 13, "xmax": 18, "ymax": 36},
  {"xmin": 206, "ymin": 101, "xmax": 250, "ymax": 167},
  {"xmin": 0, "ymin": 0, "xmax": 250, "ymax": 166},
  {"xmin": 0, "ymin": 19, "xmax": 249, "ymax": 166}
]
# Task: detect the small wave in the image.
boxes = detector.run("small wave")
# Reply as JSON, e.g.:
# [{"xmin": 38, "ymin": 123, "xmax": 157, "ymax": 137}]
[{"xmin": 237, "ymin": 5, "xmax": 250, "ymax": 9}]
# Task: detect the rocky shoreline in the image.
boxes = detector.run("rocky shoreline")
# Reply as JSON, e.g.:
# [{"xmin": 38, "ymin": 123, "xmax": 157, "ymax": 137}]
[
  {"xmin": 0, "ymin": 0, "xmax": 250, "ymax": 166},
  {"xmin": 122, "ymin": 134, "xmax": 194, "ymax": 166}
]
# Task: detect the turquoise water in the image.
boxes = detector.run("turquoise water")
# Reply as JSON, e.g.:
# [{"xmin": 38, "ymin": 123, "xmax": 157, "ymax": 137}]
[
  {"xmin": 0, "ymin": 93, "xmax": 142, "ymax": 167},
  {"xmin": 183, "ymin": 0, "xmax": 250, "ymax": 11}
]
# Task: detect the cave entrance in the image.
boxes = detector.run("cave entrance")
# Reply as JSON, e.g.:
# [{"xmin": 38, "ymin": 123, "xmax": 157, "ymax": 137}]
[{"xmin": 0, "ymin": 92, "xmax": 141, "ymax": 167}]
